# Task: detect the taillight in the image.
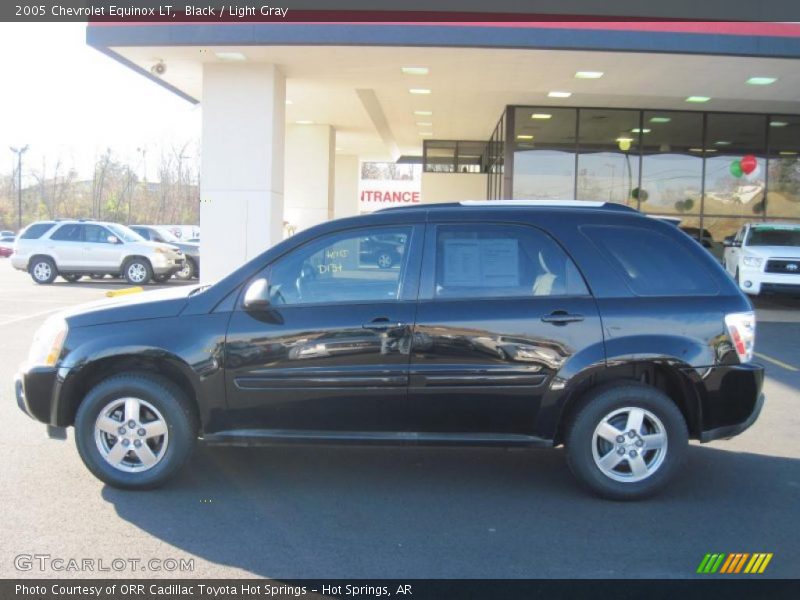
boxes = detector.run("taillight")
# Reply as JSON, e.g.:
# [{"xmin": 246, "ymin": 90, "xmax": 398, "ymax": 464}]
[{"xmin": 724, "ymin": 312, "xmax": 756, "ymax": 363}]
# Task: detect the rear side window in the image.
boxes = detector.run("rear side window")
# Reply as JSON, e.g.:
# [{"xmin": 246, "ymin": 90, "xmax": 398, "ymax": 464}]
[
  {"xmin": 582, "ymin": 225, "xmax": 719, "ymax": 296},
  {"xmin": 20, "ymin": 222, "xmax": 55, "ymax": 239},
  {"xmin": 50, "ymin": 224, "xmax": 83, "ymax": 242},
  {"xmin": 433, "ymin": 224, "xmax": 588, "ymax": 299}
]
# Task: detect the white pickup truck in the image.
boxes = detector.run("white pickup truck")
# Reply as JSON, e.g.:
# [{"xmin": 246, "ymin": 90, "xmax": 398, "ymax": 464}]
[{"xmin": 723, "ymin": 222, "xmax": 800, "ymax": 296}]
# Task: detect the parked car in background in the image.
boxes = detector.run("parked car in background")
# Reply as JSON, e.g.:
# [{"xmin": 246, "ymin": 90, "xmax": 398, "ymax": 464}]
[
  {"xmin": 0, "ymin": 235, "xmax": 15, "ymax": 257},
  {"xmin": 1, "ymin": 230, "xmax": 14, "ymax": 238},
  {"xmin": 723, "ymin": 222, "xmax": 800, "ymax": 296},
  {"xmin": 11, "ymin": 220, "xmax": 184, "ymax": 285},
  {"xmin": 15, "ymin": 201, "xmax": 762, "ymax": 499},
  {"xmin": 130, "ymin": 225, "xmax": 200, "ymax": 280},
  {"xmin": 359, "ymin": 232, "xmax": 407, "ymax": 268}
]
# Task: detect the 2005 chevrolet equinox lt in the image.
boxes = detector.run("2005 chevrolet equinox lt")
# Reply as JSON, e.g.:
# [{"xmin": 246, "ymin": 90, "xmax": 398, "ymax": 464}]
[{"xmin": 15, "ymin": 201, "xmax": 764, "ymax": 499}]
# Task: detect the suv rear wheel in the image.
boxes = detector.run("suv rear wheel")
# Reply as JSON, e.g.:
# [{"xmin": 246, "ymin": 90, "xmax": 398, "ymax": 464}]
[
  {"xmin": 74, "ymin": 373, "xmax": 197, "ymax": 489},
  {"xmin": 565, "ymin": 382, "xmax": 688, "ymax": 500},
  {"xmin": 123, "ymin": 258, "xmax": 153, "ymax": 285},
  {"xmin": 29, "ymin": 256, "xmax": 58, "ymax": 284}
]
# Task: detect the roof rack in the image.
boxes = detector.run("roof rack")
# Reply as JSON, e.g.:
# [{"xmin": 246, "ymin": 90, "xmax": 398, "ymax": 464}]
[{"xmin": 378, "ymin": 200, "xmax": 638, "ymax": 213}]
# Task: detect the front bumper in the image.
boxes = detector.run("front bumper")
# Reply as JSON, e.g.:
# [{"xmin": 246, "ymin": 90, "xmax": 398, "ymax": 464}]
[
  {"xmin": 152, "ymin": 256, "xmax": 185, "ymax": 276},
  {"xmin": 696, "ymin": 363, "xmax": 765, "ymax": 443},
  {"xmin": 738, "ymin": 268, "xmax": 800, "ymax": 295},
  {"xmin": 15, "ymin": 365, "xmax": 58, "ymax": 425}
]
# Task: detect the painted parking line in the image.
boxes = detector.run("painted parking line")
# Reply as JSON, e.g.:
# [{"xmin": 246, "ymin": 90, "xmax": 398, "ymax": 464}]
[
  {"xmin": 0, "ymin": 307, "xmax": 64, "ymax": 327},
  {"xmin": 755, "ymin": 352, "xmax": 799, "ymax": 372}
]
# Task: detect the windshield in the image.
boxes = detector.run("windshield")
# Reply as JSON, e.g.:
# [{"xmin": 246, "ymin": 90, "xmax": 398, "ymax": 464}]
[
  {"xmin": 747, "ymin": 227, "xmax": 800, "ymax": 247},
  {"xmin": 107, "ymin": 223, "xmax": 144, "ymax": 243},
  {"xmin": 153, "ymin": 227, "xmax": 181, "ymax": 243}
]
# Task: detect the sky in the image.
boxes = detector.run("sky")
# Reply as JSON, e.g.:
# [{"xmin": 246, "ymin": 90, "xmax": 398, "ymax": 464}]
[{"xmin": 0, "ymin": 23, "xmax": 201, "ymax": 183}]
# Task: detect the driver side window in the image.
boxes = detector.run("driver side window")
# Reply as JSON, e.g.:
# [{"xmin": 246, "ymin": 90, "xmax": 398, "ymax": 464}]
[{"xmin": 267, "ymin": 226, "xmax": 412, "ymax": 306}]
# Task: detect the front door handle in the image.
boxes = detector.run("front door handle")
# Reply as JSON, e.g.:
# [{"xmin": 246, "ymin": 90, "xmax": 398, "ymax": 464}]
[
  {"xmin": 363, "ymin": 318, "xmax": 407, "ymax": 332},
  {"xmin": 541, "ymin": 311, "xmax": 584, "ymax": 325}
]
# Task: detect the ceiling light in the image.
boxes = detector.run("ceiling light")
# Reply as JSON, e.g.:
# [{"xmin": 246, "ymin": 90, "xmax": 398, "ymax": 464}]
[
  {"xmin": 548, "ymin": 91, "xmax": 572, "ymax": 98},
  {"xmin": 770, "ymin": 121, "xmax": 788, "ymax": 127},
  {"xmin": 746, "ymin": 76, "xmax": 777, "ymax": 85},
  {"xmin": 215, "ymin": 51, "xmax": 247, "ymax": 62},
  {"xmin": 575, "ymin": 71, "xmax": 604, "ymax": 79},
  {"xmin": 416, "ymin": 122, "xmax": 433, "ymax": 127},
  {"xmin": 779, "ymin": 151, "xmax": 798, "ymax": 156},
  {"xmin": 409, "ymin": 88, "xmax": 431, "ymax": 95},
  {"xmin": 689, "ymin": 148, "xmax": 704, "ymax": 152},
  {"xmin": 419, "ymin": 131, "xmax": 434, "ymax": 137},
  {"xmin": 516, "ymin": 134, "xmax": 534, "ymax": 140},
  {"xmin": 295, "ymin": 120, "xmax": 314, "ymax": 125},
  {"xmin": 531, "ymin": 113, "xmax": 552, "ymax": 119},
  {"xmin": 414, "ymin": 110, "xmax": 433, "ymax": 116},
  {"xmin": 686, "ymin": 96, "xmax": 711, "ymax": 103},
  {"xmin": 401, "ymin": 67, "xmax": 429, "ymax": 75},
  {"xmin": 714, "ymin": 140, "xmax": 731, "ymax": 146},
  {"xmin": 649, "ymin": 117, "xmax": 672, "ymax": 123},
  {"xmin": 285, "ymin": 100, "xmax": 293, "ymax": 105},
  {"xmin": 631, "ymin": 128, "xmax": 651, "ymax": 134},
  {"xmin": 616, "ymin": 137, "xmax": 634, "ymax": 143}
]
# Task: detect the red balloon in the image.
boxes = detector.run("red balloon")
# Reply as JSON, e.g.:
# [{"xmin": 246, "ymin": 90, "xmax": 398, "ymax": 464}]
[{"xmin": 740, "ymin": 155, "xmax": 758, "ymax": 175}]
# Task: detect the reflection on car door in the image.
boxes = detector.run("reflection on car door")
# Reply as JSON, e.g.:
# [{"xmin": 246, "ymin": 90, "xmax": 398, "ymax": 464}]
[
  {"xmin": 221, "ymin": 224, "xmax": 423, "ymax": 433},
  {"xmin": 48, "ymin": 224, "xmax": 84, "ymax": 269},
  {"xmin": 407, "ymin": 222, "xmax": 605, "ymax": 437}
]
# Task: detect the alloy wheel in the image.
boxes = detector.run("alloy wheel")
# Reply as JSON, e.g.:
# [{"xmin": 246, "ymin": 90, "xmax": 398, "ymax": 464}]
[
  {"xmin": 94, "ymin": 397, "xmax": 169, "ymax": 473},
  {"xmin": 127, "ymin": 263, "xmax": 147, "ymax": 283},
  {"xmin": 591, "ymin": 406, "xmax": 668, "ymax": 483},
  {"xmin": 33, "ymin": 262, "xmax": 52, "ymax": 282}
]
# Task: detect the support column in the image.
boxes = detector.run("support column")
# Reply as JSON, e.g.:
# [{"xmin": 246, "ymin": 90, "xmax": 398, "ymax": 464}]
[
  {"xmin": 200, "ymin": 63, "xmax": 285, "ymax": 283},
  {"xmin": 284, "ymin": 124, "xmax": 334, "ymax": 232},
  {"xmin": 334, "ymin": 154, "xmax": 360, "ymax": 219}
]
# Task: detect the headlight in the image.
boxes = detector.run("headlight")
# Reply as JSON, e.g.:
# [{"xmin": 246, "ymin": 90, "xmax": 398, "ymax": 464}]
[
  {"xmin": 742, "ymin": 256, "xmax": 763, "ymax": 268},
  {"xmin": 154, "ymin": 247, "xmax": 167, "ymax": 254},
  {"xmin": 27, "ymin": 316, "xmax": 68, "ymax": 367}
]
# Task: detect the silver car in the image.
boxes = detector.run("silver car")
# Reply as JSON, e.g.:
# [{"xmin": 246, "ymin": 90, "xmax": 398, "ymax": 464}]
[{"xmin": 12, "ymin": 220, "xmax": 184, "ymax": 285}]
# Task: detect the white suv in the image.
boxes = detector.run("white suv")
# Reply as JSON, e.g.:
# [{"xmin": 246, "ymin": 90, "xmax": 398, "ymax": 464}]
[
  {"xmin": 12, "ymin": 220, "xmax": 184, "ymax": 285},
  {"xmin": 723, "ymin": 222, "xmax": 800, "ymax": 296}
]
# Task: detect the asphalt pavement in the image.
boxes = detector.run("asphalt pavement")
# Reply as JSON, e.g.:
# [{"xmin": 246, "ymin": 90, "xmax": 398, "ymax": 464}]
[{"xmin": 0, "ymin": 259, "xmax": 798, "ymax": 579}]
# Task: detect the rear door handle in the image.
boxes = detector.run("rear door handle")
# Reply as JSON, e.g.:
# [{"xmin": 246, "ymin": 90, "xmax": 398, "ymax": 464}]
[
  {"xmin": 363, "ymin": 319, "xmax": 407, "ymax": 332},
  {"xmin": 541, "ymin": 311, "xmax": 584, "ymax": 325}
]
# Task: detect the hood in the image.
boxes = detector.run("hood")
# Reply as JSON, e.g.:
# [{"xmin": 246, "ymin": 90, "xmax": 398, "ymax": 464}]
[
  {"xmin": 743, "ymin": 246, "xmax": 800, "ymax": 259},
  {"xmin": 131, "ymin": 240, "xmax": 181, "ymax": 253},
  {"xmin": 62, "ymin": 285, "xmax": 200, "ymax": 328}
]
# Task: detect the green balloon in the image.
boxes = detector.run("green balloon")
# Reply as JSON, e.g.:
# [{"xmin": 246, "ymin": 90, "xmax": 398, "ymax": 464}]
[{"xmin": 730, "ymin": 160, "xmax": 743, "ymax": 178}]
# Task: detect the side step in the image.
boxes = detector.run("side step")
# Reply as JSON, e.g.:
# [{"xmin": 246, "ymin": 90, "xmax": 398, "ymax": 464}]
[{"xmin": 201, "ymin": 429, "xmax": 552, "ymax": 448}]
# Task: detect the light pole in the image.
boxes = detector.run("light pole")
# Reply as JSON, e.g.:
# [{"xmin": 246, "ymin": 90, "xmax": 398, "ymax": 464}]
[{"xmin": 10, "ymin": 145, "xmax": 29, "ymax": 231}]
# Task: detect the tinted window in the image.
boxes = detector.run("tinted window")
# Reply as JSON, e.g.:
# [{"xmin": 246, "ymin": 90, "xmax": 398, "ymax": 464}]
[
  {"xmin": 746, "ymin": 227, "xmax": 800, "ymax": 247},
  {"xmin": 433, "ymin": 224, "xmax": 588, "ymax": 299},
  {"xmin": 84, "ymin": 225, "xmax": 113, "ymax": 243},
  {"xmin": 130, "ymin": 227, "xmax": 150, "ymax": 240},
  {"xmin": 50, "ymin": 224, "xmax": 83, "ymax": 242},
  {"xmin": 21, "ymin": 222, "xmax": 55, "ymax": 239},
  {"xmin": 582, "ymin": 225, "xmax": 719, "ymax": 296},
  {"xmin": 266, "ymin": 226, "xmax": 412, "ymax": 306}
]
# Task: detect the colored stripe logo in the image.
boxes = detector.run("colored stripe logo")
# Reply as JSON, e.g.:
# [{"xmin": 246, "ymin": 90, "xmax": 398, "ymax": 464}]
[{"xmin": 697, "ymin": 553, "xmax": 773, "ymax": 574}]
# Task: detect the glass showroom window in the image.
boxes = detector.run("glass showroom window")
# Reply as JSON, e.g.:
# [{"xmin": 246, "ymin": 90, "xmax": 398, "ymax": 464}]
[
  {"xmin": 765, "ymin": 115, "xmax": 800, "ymax": 218},
  {"xmin": 512, "ymin": 107, "xmax": 577, "ymax": 200},
  {"xmin": 576, "ymin": 109, "xmax": 641, "ymax": 206},
  {"xmin": 704, "ymin": 113, "xmax": 767, "ymax": 219},
  {"xmin": 639, "ymin": 111, "xmax": 704, "ymax": 216}
]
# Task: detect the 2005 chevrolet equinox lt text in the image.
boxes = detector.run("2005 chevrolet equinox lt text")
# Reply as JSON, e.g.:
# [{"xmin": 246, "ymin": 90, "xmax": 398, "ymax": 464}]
[{"xmin": 15, "ymin": 201, "xmax": 764, "ymax": 499}]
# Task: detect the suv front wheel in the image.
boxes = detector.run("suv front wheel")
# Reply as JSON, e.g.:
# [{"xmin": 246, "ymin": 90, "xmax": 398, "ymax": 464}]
[
  {"xmin": 123, "ymin": 258, "xmax": 153, "ymax": 285},
  {"xmin": 565, "ymin": 382, "xmax": 688, "ymax": 500},
  {"xmin": 74, "ymin": 373, "xmax": 198, "ymax": 489}
]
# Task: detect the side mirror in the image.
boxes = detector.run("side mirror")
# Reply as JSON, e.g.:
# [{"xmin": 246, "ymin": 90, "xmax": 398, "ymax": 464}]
[
  {"xmin": 107, "ymin": 235, "xmax": 119, "ymax": 244},
  {"xmin": 243, "ymin": 278, "xmax": 271, "ymax": 310},
  {"xmin": 723, "ymin": 236, "xmax": 739, "ymax": 248}
]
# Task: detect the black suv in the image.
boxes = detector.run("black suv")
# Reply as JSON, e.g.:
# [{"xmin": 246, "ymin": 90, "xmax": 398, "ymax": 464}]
[{"xmin": 15, "ymin": 202, "xmax": 763, "ymax": 499}]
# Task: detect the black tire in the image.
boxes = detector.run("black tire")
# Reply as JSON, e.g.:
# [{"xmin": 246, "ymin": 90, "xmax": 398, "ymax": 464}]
[
  {"xmin": 29, "ymin": 256, "xmax": 58, "ymax": 284},
  {"xmin": 74, "ymin": 372, "xmax": 198, "ymax": 490},
  {"xmin": 62, "ymin": 274, "xmax": 82, "ymax": 283},
  {"xmin": 174, "ymin": 258, "xmax": 196, "ymax": 280},
  {"xmin": 152, "ymin": 274, "xmax": 171, "ymax": 283},
  {"xmin": 122, "ymin": 257, "xmax": 153, "ymax": 285},
  {"xmin": 89, "ymin": 273, "xmax": 105, "ymax": 280},
  {"xmin": 565, "ymin": 382, "xmax": 688, "ymax": 500}
]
